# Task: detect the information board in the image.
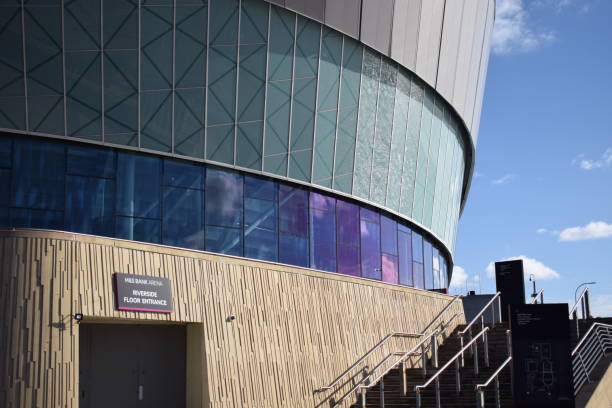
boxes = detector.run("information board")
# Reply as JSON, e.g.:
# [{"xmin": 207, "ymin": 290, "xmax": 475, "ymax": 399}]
[
  {"xmin": 495, "ymin": 259, "xmax": 525, "ymax": 321},
  {"xmin": 510, "ymin": 303, "xmax": 575, "ymax": 408},
  {"xmin": 114, "ymin": 273, "xmax": 173, "ymax": 313}
]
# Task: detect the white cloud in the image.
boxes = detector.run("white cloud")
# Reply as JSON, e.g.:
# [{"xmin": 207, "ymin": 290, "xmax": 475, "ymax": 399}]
[
  {"xmin": 558, "ymin": 221, "xmax": 612, "ymax": 241},
  {"xmin": 492, "ymin": 174, "xmax": 516, "ymax": 185},
  {"xmin": 572, "ymin": 148, "xmax": 612, "ymax": 170},
  {"xmin": 449, "ymin": 266, "xmax": 468, "ymax": 289},
  {"xmin": 591, "ymin": 295, "xmax": 612, "ymax": 317},
  {"xmin": 492, "ymin": 0, "xmax": 556, "ymax": 55},
  {"xmin": 486, "ymin": 256, "xmax": 560, "ymax": 280},
  {"xmin": 536, "ymin": 228, "xmax": 548, "ymax": 234}
]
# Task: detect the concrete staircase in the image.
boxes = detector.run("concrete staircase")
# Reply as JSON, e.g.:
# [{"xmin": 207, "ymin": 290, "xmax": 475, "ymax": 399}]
[{"xmin": 352, "ymin": 323, "xmax": 513, "ymax": 408}]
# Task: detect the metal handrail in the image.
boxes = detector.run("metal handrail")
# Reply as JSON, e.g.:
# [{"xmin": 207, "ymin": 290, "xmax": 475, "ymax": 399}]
[
  {"xmin": 571, "ymin": 322, "xmax": 612, "ymax": 395},
  {"xmin": 530, "ymin": 289, "xmax": 544, "ymax": 304},
  {"xmin": 318, "ymin": 295, "xmax": 464, "ymax": 392},
  {"xmin": 458, "ymin": 292, "xmax": 501, "ymax": 336},
  {"xmin": 475, "ymin": 357, "xmax": 512, "ymax": 408},
  {"xmin": 569, "ymin": 287, "xmax": 590, "ymax": 316},
  {"xmin": 415, "ymin": 327, "xmax": 490, "ymax": 408}
]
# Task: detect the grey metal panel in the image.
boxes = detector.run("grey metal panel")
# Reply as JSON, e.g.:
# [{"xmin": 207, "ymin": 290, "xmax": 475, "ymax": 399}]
[
  {"xmin": 436, "ymin": 0, "xmax": 464, "ymax": 103},
  {"xmin": 286, "ymin": 0, "xmax": 325, "ymax": 22},
  {"xmin": 360, "ymin": 0, "xmax": 393, "ymax": 55},
  {"xmin": 470, "ymin": 0, "xmax": 494, "ymax": 144},
  {"xmin": 415, "ymin": 0, "xmax": 445, "ymax": 87},
  {"xmin": 460, "ymin": 0, "xmax": 489, "ymax": 133},
  {"xmin": 451, "ymin": 0, "xmax": 479, "ymax": 125},
  {"xmin": 391, "ymin": 0, "xmax": 421, "ymax": 72},
  {"xmin": 265, "ymin": 0, "xmax": 285, "ymax": 6},
  {"xmin": 324, "ymin": 0, "xmax": 361, "ymax": 39}
]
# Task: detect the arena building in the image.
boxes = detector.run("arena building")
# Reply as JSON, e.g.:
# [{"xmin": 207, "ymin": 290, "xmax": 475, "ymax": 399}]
[{"xmin": 0, "ymin": 0, "xmax": 494, "ymax": 406}]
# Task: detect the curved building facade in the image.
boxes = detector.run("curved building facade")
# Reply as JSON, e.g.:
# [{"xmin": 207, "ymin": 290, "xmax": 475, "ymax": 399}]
[{"xmin": 0, "ymin": 1, "xmax": 493, "ymax": 407}]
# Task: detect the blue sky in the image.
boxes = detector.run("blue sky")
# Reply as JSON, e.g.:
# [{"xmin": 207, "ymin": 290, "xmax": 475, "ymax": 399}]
[{"xmin": 451, "ymin": 0, "xmax": 612, "ymax": 316}]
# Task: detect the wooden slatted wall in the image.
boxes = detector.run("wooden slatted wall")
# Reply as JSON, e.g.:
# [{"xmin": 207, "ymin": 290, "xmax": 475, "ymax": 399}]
[{"xmin": 0, "ymin": 230, "xmax": 464, "ymax": 408}]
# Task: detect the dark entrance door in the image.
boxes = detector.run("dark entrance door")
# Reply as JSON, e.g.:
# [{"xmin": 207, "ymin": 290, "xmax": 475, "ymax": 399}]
[{"xmin": 79, "ymin": 324, "xmax": 186, "ymax": 408}]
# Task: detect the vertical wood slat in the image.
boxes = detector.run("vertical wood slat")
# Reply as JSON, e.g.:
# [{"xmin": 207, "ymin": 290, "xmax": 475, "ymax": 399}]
[{"xmin": 0, "ymin": 230, "xmax": 464, "ymax": 408}]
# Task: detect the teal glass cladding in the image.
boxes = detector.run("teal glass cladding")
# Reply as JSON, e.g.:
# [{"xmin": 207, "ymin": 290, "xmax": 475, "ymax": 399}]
[
  {"xmin": 0, "ymin": 0, "xmax": 468, "ymax": 254},
  {"xmin": 0, "ymin": 134, "xmax": 450, "ymax": 291}
]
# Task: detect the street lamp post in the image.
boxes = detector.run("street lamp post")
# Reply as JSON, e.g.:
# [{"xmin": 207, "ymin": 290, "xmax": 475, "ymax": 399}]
[{"xmin": 574, "ymin": 282, "xmax": 596, "ymax": 319}]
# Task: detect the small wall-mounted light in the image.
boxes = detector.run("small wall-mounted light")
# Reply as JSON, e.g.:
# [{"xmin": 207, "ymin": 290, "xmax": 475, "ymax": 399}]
[
  {"xmin": 226, "ymin": 315, "xmax": 236, "ymax": 323},
  {"xmin": 73, "ymin": 313, "xmax": 84, "ymax": 324}
]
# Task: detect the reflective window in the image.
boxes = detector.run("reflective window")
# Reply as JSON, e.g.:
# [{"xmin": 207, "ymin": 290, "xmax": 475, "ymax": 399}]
[
  {"xmin": 279, "ymin": 185, "xmax": 308, "ymax": 267},
  {"xmin": 116, "ymin": 216, "xmax": 161, "ymax": 243},
  {"xmin": 12, "ymin": 140, "xmax": 65, "ymax": 210},
  {"xmin": 163, "ymin": 187, "xmax": 204, "ymax": 250},
  {"xmin": 117, "ymin": 153, "xmax": 161, "ymax": 218},
  {"xmin": 163, "ymin": 159, "xmax": 204, "ymax": 189},
  {"xmin": 10, "ymin": 208, "xmax": 63, "ymax": 230},
  {"xmin": 337, "ymin": 200, "xmax": 360, "ymax": 277},
  {"xmin": 398, "ymin": 227, "xmax": 413, "ymax": 286},
  {"xmin": 381, "ymin": 216, "xmax": 398, "ymax": 284},
  {"xmin": 244, "ymin": 176, "xmax": 277, "ymax": 262},
  {"xmin": 205, "ymin": 168, "xmax": 243, "ymax": 255},
  {"xmin": 360, "ymin": 208, "xmax": 381, "ymax": 280},
  {"xmin": 67, "ymin": 146, "xmax": 115, "ymax": 178},
  {"xmin": 0, "ymin": 138, "xmax": 11, "ymax": 168},
  {"xmin": 0, "ymin": 169, "xmax": 10, "ymax": 206},
  {"xmin": 66, "ymin": 176, "xmax": 115, "ymax": 237},
  {"xmin": 423, "ymin": 241, "xmax": 433, "ymax": 289},
  {"xmin": 310, "ymin": 193, "xmax": 336, "ymax": 272}
]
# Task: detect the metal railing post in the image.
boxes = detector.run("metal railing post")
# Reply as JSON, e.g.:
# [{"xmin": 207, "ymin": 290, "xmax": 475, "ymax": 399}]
[
  {"xmin": 432, "ymin": 333, "xmax": 439, "ymax": 368},
  {"xmin": 474, "ymin": 338, "xmax": 480, "ymax": 376},
  {"xmin": 416, "ymin": 389, "xmax": 421, "ymax": 408},
  {"xmin": 421, "ymin": 344, "xmax": 427, "ymax": 377},
  {"xmin": 494, "ymin": 376, "xmax": 501, "ymax": 408},
  {"xmin": 361, "ymin": 388, "xmax": 367, "ymax": 408},
  {"xmin": 477, "ymin": 389, "xmax": 485, "ymax": 408},
  {"xmin": 484, "ymin": 330, "xmax": 490, "ymax": 368},
  {"xmin": 455, "ymin": 359, "xmax": 461, "ymax": 394},
  {"xmin": 460, "ymin": 335, "xmax": 465, "ymax": 367},
  {"xmin": 497, "ymin": 296, "xmax": 502, "ymax": 323},
  {"xmin": 581, "ymin": 296, "xmax": 587, "ymax": 319},
  {"xmin": 435, "ymin": 378, "xmax": 441, "ymax": 408},
  {"xmin": 401, "ymin": 361, "xmax": 407, "ymax": 396},
  {"xmin": 585, "ymin": 289, "xmax": 591, "ymax": 318},
  {"xmin": 379, "ymin": 379, "xmax": 384, "ymax": 408}
]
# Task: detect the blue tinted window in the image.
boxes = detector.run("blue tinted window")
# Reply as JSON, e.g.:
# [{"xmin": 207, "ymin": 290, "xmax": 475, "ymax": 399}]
[
  {"xmin": 424, "ymin": 241, "xmax": 433, "ymax": 289},
  {"xmin": 279, "ymin": 185, "xmax": 308, "ymax": 236},
  {"xmin": 116, "ymin": 216, "xmax": 161, "ymax": 244},
  {"xmin": 245, "ymin": 175, "xmax": 276, "ymax": 200},
  {"xmin": 0, "ymin": 207, "xmax": 7, "ymax": 227},
  {"xmin": 398, "ymin": 229, "xmax": 413, "ymax": 286},
  {"xmin": 205, "ymin": 168, "xmax": 243, "ymax": 227},
  {"xmin": 12, "ymin": 140, "xmax": 65, "ymax": 210},
  {"xmin": 163, "ymin": 187, "xmax": 204, "ymax": 250},
  {"xmin": 244, "ymin": 227, "xmax": 277, "ymax": 262},
  {"xmin": 163, "ymin": 159, "xmax": 204, "ymax": 189},
  {"xmin": 381, "ymin": 216, "xmax": 397, "ymax": 255},
  {"xmin": 66, "ymin": 176, "xmax": 115, "ymax": 236},
  {"xmin": 279, "ymin": 234, "xmax": 308, "ymax": 267},
  {"xmin": 360, "ymin": 208, "xmax": 381, "ymax": 280},
  {"xmin": 412, "ymin": 232, "xmax": 423, "ymax": 263},
  {"xmin": 310, "ymin": 208, "xmax": 336, "ymax": 272},
  {"xmin": 67, "ymin": 145, "xmax": 115, "ymax": 178},
  {"xmin": 0, "ymin": 137, "xmax": 11, "ymax": 168},
  {"xmin": 117, "ymin": 153, "xmax": 161, "ymax": 218},
  {"xmin": 10, "ymin": 208, "xmax": 64, "ymax": 230},
  {"xmin": 0, "ymin": 169, "xmax": 9, "ymax": 206},
  {"xmin": 413, "ymin": 262, "xmax": 424, "ymax": 289},
  {"xmin": 245, "ymin": 198, "xmax": 276, "ymax": 230},
  {"xmin": 206, "ymin": 226, "xmax": 242, "ymax": 256}
]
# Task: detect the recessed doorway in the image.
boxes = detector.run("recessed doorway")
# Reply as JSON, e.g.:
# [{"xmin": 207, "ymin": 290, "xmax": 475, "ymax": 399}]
[{"xmin": 79, "ymin": 324, "xmax": 186, "ymax": 408}]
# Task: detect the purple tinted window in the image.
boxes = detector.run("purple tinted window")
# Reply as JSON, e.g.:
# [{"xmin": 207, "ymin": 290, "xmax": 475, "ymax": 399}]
[
  {"xmin": 337, "ymin": 200, "xmax": 360, "ymax": 246},
  {"xmin": 381, "ymin": 216, "xmax": 398, "ymax": 255},
  {"xmin": 205, "ymin": 168, "xmax": 243, "ymax": 227},
  {"xmin": 398, "ymin": 229, "xmax": 412, "ymax": 286},
  {"xmin": 413, "ymin": 262, "xmax": 424, "ymax": 289},
  {"xmin": 382, "ymin": 254, "xmax": 399, "ymax": 284},
  {"xmin": 279, "ymin": 185, "xmax": 308, "ymax": 237},
  {"xmin": 360, "ymin": 207, "xmax": 379, "ymax": 223},
  {"xmin": 412, "ymin": 232, "xmax": 423, "ymax": 262},
  {"xmin": 338, "ymin": 244, "xmax": 360, "ymax": 276},
  {"xmin": 310, "ymin": 208, "xmax": 336, "ymax": 272},
  {"xmin": 423, "ymin": 241, "xmax": 433, "ymax": 289},
  {"xmin": 310, "ymin": 191, "xmax": 335, "ymax": 211},
  {"xmin": 279, "ymin": 234, "xmax": 308, "ymax": 267},
  {"xmin": 360, "ymin": 218, "xmax": 381, "ymax": 280},
  {"xmin": 432, "ymin": 248, "xmax": 440, "ymax": 288}
]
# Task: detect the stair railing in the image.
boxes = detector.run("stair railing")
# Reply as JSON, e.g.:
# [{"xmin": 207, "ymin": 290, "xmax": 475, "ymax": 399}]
[
  {"xmin": 414, "ymin": 326, "xmax": 491, "ymax": 408},
  {"xmin": 457, "ymin": 292, "xmax": 501, "ymax": 367},
  {"xmin": 529, "ymin": 289, "xmax": 544, "ymax": 304},
  {"xmin": 475, "ymin": 330, "xmax": 513, "ymax": 408},
  {"xmin": 571, "ymin": 322, "xmax": 612, "ymax": 395},
  {"xmin": 316, "ymin": 295, "xmax": 464, "ymax": 407},
  {"xmin": 569, "ymin": 287, "xmax": 592, "ymax": 339}
]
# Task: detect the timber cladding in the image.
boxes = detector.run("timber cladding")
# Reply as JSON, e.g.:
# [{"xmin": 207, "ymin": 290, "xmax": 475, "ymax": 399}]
[{"xmin": 0, "ymin": 229, "xmax": 465, "ymax": 408}]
